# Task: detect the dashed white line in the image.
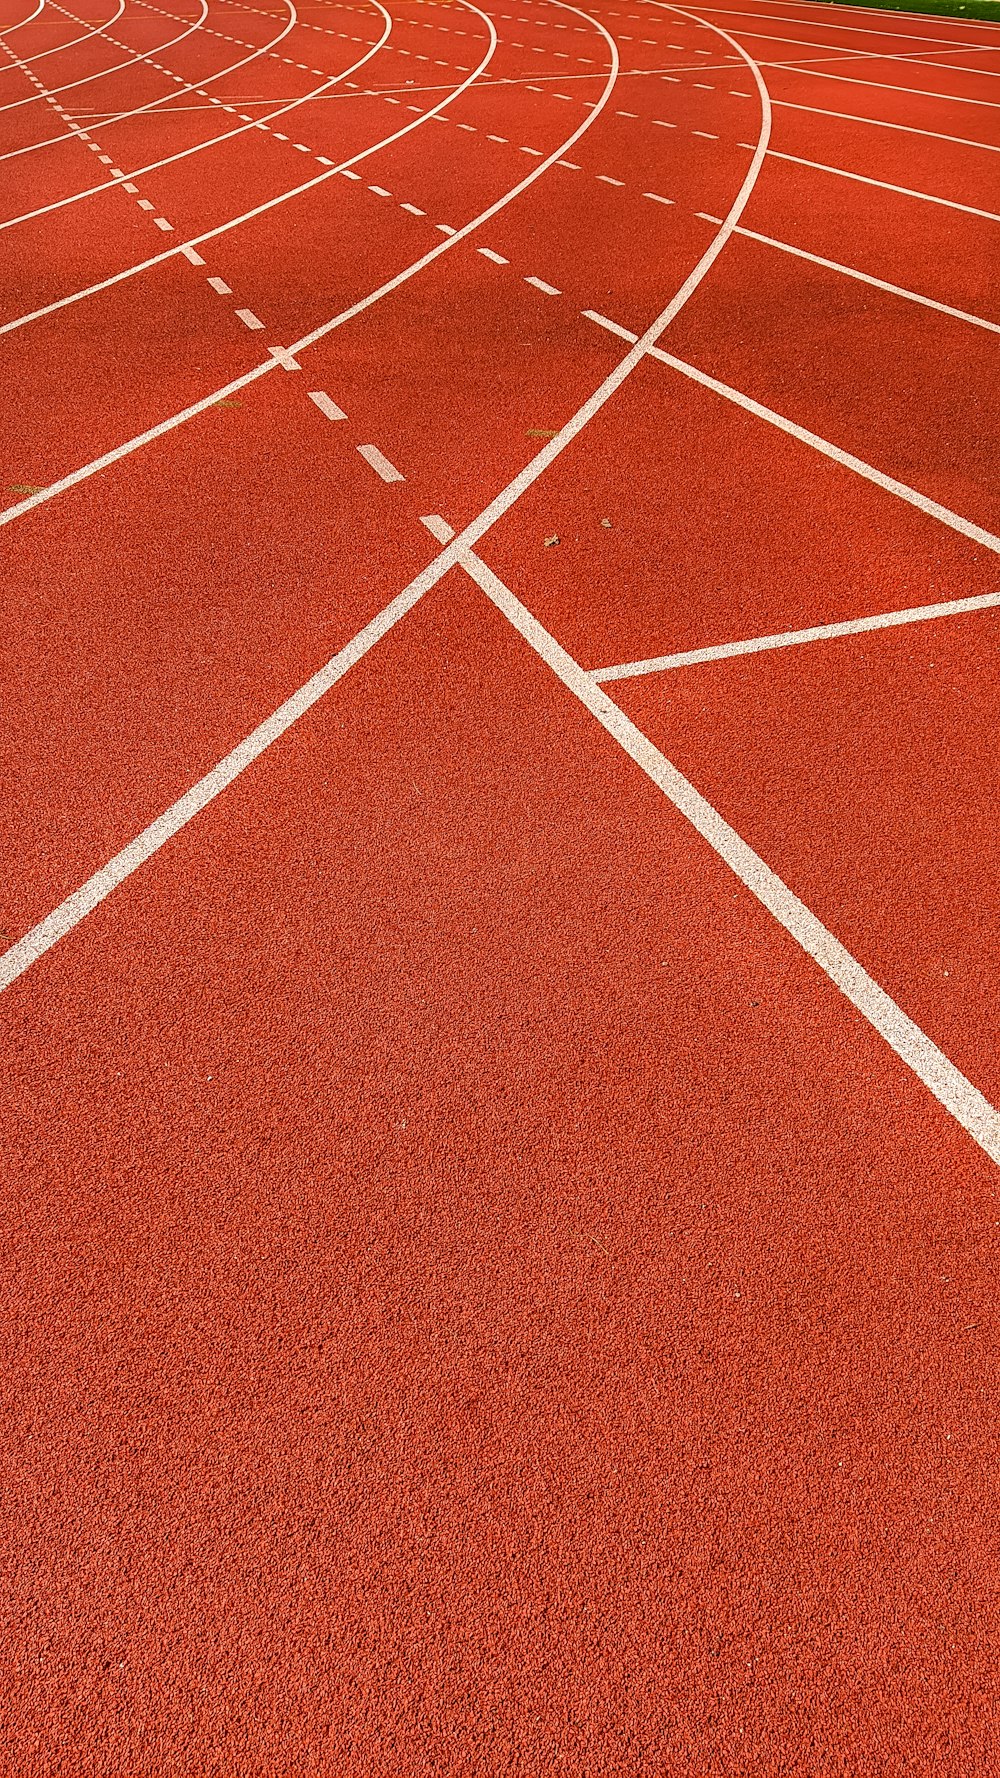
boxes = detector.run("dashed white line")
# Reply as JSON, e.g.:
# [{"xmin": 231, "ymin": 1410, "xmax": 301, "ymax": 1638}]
[
  {"xmin": 235, "ymin": 307, "xmax": 265, "ymax": 329},
  {"xmin": 525, "ymin": 275, "xmax": 561, "ymax": 294},
  {"xmin": 478, "ymin": 246, "xmax": 508, "ymax": 263},
  {"xmin": 357, "ymin": 443, "xmax": 404, "ymax": 482},
  {"xmin": 308, "ymin": 389, "xmax": 346, "ymax": 421}
]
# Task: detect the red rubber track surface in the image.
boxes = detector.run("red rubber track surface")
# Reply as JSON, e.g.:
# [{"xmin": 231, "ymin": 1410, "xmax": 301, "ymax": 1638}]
[{"xmin": 2, "ymin": 0, "xmax": 1000, "ymax": 1769}]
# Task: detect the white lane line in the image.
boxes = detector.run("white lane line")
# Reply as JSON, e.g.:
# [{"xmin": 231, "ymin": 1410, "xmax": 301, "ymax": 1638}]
[
  {"xmin": 591, "ymin": 590, "xmax": 1000, "ymax": 679},
  {"xmin": 771, "ymin": 93, "xmax": 1000, "ymax": 154},
  {"xmin": 0, "ymin": 586, "xmax": 425, "ymax": 998},
  {"xmin": 713, "ymin": 217, "xmax": 1000, "ymax": 337},
  {"xmin": 357, "ymin": 443, "xmax": 404, "ymax": 482},
  {"xmin": 181, "ymin": 244, "xmax": 205, "ymax": 263},
  {"xmin": 208, "ymin": 275, "xmax": 233, "ymax": 294},
  {"xmin": 652, "ymin": 348, "xmax": 1000, "ymax": 554},
  {"xmin": 340, "ymin": 167, "xmax": 362, "ymax": 178},
  {"xmin": 235, "ymin": 307, "xmax": 265, "ymax": 328},
  {"xmin": 400, "ymin": 200, "xmax": 425, "ymax": 213},
  {"xmin": 308, "ymin": 388, "xmax": 346, "ymax": 420},
  {"xmin": 0, "ymin": 0, "xmax": 620, "ymax": 529},
  {"xmin": 369, "ymin": 183, "xmax": 391, "ymax": 194},
  {"xmin": 153, "ymin": 216, "xmax": 173, "ymax": 230},
  {"xmin": 137, "ymin": 197, "xmax": 155, "ymax": 211},
  {"xmin": 582, "ymin": 308, "xmax": 636, "ymax": 339},
  {"xmin": 460, "ymin": 548, "xmax": 1000, "ymax": 1169},
  {"xmin": 525, "ymin": 275, "xmax": 561, "ymax": 293},
  {"xmin": 597, "ymin": 171, "xmax": 625, "ymax": 182},
  {"xmin": 478, "ymin": 245, "xmax": 509, "ymax": 262},
  {"xmin": 643, "ymin": 189, "xmax": 673, "ymax": 202},
  {"xmin": 421, "ymin": 513, "xmax": 455, "ymax": 542},
  {"xmin": 753, "ymin": 143, "xmax": 1000, "ymax": 222},
  {"xmin": 267, "ymin": 345, "xmax": 300, "ymax": 370}
]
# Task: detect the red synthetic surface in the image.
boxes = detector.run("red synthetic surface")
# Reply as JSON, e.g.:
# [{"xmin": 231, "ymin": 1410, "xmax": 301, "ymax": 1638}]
[{"xmin": 1, "ymin": 0, "xmax": 999, "ymax": 1770}]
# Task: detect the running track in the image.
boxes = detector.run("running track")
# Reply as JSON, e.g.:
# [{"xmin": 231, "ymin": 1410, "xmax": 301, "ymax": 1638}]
[{"xmin": 2, "ymin": 0, "xmax": 1000, "ymax": 1768}]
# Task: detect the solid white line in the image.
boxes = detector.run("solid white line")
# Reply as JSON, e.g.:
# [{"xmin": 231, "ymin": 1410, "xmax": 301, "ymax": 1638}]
[
  {"xmin": 754, "ymin": 143, "xmax": 1000, "ymax": 221},
  {"xmin": 357, "ymin": 443, "xmax": 404, "ymax": 481},
  {"xmin": 581, "ymin": 308, "xmax": 636, "ymax": 338},
  {"xmin": 721, "ymin": 218, "xmax": 1000, "ymax": 337},
  {"xmin": 771, "ymin": 92, "xmax": 1000, "ymax": 154},
  {"xmin": 696, "ymin": 1, "xmax": 1000, "ymax": 54},
  {"xmin": 459, "ymin": 546, "xmax": 1000, "ymax": 1167},
  {"xmin": 0, "ymin": 585, "xmax": 427, "ymax": 997},
  {"xmin": 591, "ymin": 590, "xmax": 1000, "ymax": 679},
  {"xmin": 308, "ymin": 388, "xmax": 346, "ymax": 420},
  {"xmin": 652, "ymin": 349, "xmax": 1000, "ymax": 555}
]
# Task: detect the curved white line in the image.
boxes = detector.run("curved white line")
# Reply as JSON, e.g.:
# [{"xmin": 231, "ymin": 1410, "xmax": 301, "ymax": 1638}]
[
  {"xmin": 0, "ymin": 0, "xmax": 46, "ymax": 33},
  {"xmin": 0, "ymin": 6, "xmax": 394, "ymax": 317},
  {"xmin": 0, "ymin": 0, "xmax": 615, "ymax": 523},
  {"xmin": 0, "ymin": 0, "xmax": 211, "ymax": 116},
  {"xmin": 0, "ymin": 4, "xmax": 773, "ymax": 1004},
  {"xmin": 0, "ymin": 0, "xmax": 125, "ymax": 74},
  {"xmin": 380, "ymin": 5, "xmax": 771, "ymax": 590}
]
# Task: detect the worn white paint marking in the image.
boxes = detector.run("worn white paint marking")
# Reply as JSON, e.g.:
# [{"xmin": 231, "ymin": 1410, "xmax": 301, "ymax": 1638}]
[
  {"xmin": 181, "ymin": 244, "xmax": 205, "ymax": 263},
  {"xmin": 358, "ymin": 443, "xmax": 404, "ymax": 482},
  {"xmin": 308, "ymin": 389, "xmax": 346, "ymax": 420},
  {"xmin": 208, "ymin": 275, "xmax": 232, "ymax": 294},
  {"xmin": 460, "ymin": 548, "xmax": 1000, "ymax": 1169},
  {"xmin": 153, "ymin": 216, "xmax": 173, "ymax": 230},
  {"xmin": 137, "ymin": 198, "xmax": 155, "ymax": 211},
  {"xmin": 235, "ymin": 307, "xmax": 265, "ymax": 328},
  {"xmin": 653, "ymin": 350, "xmax": 1000, "ymax": 555},
  {"xmin": 420, "ymin": 513, "xmax": 455, "ymax": 542},
  {"xmin": 268, "ymin": 345, "xmax": 301, "ymax": 369},
  {"xmin": 592, "ymin": 590, "xmax": 1000, "ymax": 680}
]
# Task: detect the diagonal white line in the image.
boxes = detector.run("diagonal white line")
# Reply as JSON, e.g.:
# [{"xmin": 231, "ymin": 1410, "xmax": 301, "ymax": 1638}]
[
  {"xmin": 461, "ymin": 547, "xmax": 1000, "ymax": 1170},
  {"xmin": 591, "ymin": 590, "xmax": 1000, "ymax": 680}
]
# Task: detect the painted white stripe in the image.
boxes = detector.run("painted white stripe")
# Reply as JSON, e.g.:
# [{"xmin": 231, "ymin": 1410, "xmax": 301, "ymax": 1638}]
[
  {"xmin": 400, "ymin": 201, "xmax": 425, "ymax": 213},
  {"xmin": 525, "ymin": 274, "xmax": 561, "ymax": 293},
  {"xmin": 181, "ymin": 244, "xmax": 205, "ymax": 264},
  {"xmin": 643, "ymin": 189, "xmax": 673, "ymax": 203},
  {"xmin": 153, "ymin": 216, "xmax": 173, "ymax": 230},
  {"xmin": 478, "ymin": 246, "xmax": 509, "ymax": 262},
  {"xmin": 420, "ymin": 513, "xmax": 455, "ymax": 542},
  {"xmin": 718, "ymin": 218, "xmax": 1000, "ymax": 338},
  {"xmin": 771, "ymin": 93, "xmax": 1000, "ymax": 155},
  {"xmin": 308, "ymin": 388, "xmax": 346, "ymax": 420},
  {"xmin": 652, "ymin": 349, "xmax": 1000, "ymax": 556},
  {"xmin": 369, "ymin": 183, "xmax": 391, "ymax": 195},
  {"xmin": 461, "ymin": 547, "xmax": 1000, "ymax": 1168},
  {"xmin": 235, "ymin": 307, "xmax": 265, "ymax": 328},
  {"xmin": 597, "ymin": 172, "xmax": 625, "ymax": 183},
  {"xmin": 582, "ymin": 308, "xmax": 636, "ymax": 339},
  {"xmin": 592, "ymin": 590, "xmax": 1000, "ymax": 680},
  {"xmin": 208, "ymin": 275, "xmax": 232, "ymax": 294},
  {"xmin": 753, "ymin": 144, "xmax": 1000, "ymax": 222},
  {"xmin": 0, "ymin": 586, "xmax": 425, "ymax": 998},
  {"xmin": 357, "ymin": 443, "xmax": 404, "ymax": 482}
]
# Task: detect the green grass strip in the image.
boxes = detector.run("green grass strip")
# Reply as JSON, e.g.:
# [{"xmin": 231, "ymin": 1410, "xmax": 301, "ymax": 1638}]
[{"xmin": 811, "ymin": 0, "xmax": 1000, "ymax": 21}]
